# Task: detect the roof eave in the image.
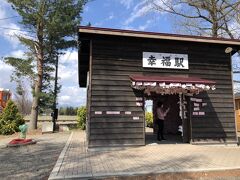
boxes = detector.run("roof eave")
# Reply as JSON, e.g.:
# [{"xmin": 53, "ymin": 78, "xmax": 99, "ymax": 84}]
[{"xmin": 79, "ymin": 26, "xmax": 240, "ymax": 46}]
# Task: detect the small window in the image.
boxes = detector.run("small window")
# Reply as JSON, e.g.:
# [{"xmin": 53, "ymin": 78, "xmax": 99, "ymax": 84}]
[
  {"xmin": 2, "ymin": 93, "xmax": 8, "ymax": 102},
  {"xmin": 236, "ymin": 100, "xmax": 240, "ymax": 110}
]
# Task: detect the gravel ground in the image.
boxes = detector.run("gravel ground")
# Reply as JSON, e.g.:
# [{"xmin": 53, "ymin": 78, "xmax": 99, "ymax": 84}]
[{"xmin": 0, "ymin": 132, "xmax": 70, "ymax": 180}]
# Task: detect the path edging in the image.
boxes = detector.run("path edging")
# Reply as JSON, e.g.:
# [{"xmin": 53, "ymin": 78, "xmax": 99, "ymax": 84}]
[{"xmin": 48, "ymin": 131, "xmax": 73, "ymax": 180}]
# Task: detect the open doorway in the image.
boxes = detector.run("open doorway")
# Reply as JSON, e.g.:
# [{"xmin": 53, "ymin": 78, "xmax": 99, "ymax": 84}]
[
  {"xmin": 130, "ymin": 75, "xmax": 215, "ymax": 145},
  {"xmin": 145, "ymin": 94, "xmax": 188, "ymax": 144}
]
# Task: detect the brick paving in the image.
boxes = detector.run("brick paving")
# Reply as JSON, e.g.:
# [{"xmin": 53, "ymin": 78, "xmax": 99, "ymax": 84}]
[
  {"xmin": 49, "ymin": 131, "xmax": 240, "ymax": 179},
  {"xmin": 0, "ymin": 132, "xmax": 70, "ymax": 180}
]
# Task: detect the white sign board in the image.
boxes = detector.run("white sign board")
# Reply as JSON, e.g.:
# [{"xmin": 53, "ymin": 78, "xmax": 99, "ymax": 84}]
[
  {"xmin": 106, "ymin": 111, "xmax": 120, "ymax": 115},
  {"xmin": 143, "ymin": 52, "xmax": 189, "ymax": 69},
  {"xmin": 42, "ymin": 122, "xmax": 53, "ymax": 133}
]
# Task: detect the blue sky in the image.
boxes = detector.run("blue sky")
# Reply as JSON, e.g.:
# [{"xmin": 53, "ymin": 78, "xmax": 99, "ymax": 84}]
[
  {"xmin": 81, "ymin": 0, "xmax": 172, "ymax": 32},
  {"xmin": 0, "ymin": 0, "xmax": 174, "ymax": 108},
  {"xmin": 0, "ymin": 0, "xmax": 239, "ymax": 108}
]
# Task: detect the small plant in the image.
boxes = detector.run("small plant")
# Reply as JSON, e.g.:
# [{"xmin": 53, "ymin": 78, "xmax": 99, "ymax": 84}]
[
  {"xmin": 0, "ymin": 100, "xmax": 25, "ymax": 135},
  {"xmin": 77, "ymin": 106, "xmax": 86, "ymax": 130},
  {"xmin": 145, "ymin": 112, "xmax": 153, "ymax": 128}
]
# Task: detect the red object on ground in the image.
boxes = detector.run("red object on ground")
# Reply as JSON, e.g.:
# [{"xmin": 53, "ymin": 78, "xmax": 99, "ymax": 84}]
[{"xmin": 9, "ymin": 139, "xmax": 33, "ymax": 145}]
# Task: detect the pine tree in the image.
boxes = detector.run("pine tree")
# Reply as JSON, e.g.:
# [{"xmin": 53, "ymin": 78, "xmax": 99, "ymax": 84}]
[
  {"xmin": 0, "ymin": 100, "xmax": 25, "ymax": 135},
  {"xmin": 5, "ymin": 0, "xmax": 88, "ymax": 130}
]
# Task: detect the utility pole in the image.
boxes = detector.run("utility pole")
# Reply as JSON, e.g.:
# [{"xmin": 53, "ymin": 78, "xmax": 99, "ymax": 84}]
[{"xmin": 52, "ymin": 55, "xmax": 59, "ymax": 131}]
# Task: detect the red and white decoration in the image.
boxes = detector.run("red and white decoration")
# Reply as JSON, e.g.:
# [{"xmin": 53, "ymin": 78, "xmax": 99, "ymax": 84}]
[{"xmin": 130, "ymin": 75, "xmax": 216, "ymax": 95}]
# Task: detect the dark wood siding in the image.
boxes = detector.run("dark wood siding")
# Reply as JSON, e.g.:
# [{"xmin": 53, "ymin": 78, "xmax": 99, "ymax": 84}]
[{"xmin": 86, "ymin": 34, "xmax": 237, "ymax": 147}]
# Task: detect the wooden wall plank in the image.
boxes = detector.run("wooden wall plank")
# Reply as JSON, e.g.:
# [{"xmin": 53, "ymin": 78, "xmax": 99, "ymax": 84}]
[{"xmin": 86, "ymin": 34, "xmax": 236, "ymax": 147}]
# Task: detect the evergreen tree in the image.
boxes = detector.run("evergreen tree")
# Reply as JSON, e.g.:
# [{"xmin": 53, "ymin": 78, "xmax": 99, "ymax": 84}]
[
  {"xmin": 0, "ymin": 100, "xmax": 25, "ymax": 135},
  {"xmin": 77, "ymin": 106, "xmax": 86, "ymax": 130},
  {"xmin": 4, "ymin": 0, "xmax": 88, "ymax": 129},
  {"xmin": 59, "ymin": 107, "xmax": 64, "ymax": 115}
]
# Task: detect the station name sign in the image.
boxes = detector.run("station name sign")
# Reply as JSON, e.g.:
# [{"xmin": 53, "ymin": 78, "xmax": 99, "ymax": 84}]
[{"xmin": 143, "ymin": 52, "xmax": 189, "ymax": 69}]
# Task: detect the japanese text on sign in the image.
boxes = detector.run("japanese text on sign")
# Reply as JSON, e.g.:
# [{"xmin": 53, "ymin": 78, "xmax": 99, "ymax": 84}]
[{"xmin": 143, "ymin": 52, "xmax": 189, "ymax": 69}]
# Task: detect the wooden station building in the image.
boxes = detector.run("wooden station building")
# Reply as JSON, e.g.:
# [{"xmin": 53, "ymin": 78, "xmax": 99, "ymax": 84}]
[{"xmin": 78, "ymin": 26, "xmax": 240, "ymax": 148}]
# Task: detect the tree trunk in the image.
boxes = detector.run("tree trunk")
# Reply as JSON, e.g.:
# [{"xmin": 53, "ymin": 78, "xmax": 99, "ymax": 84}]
[
  {"xmin": 29, "ymin": 3, "xmax": 44, "ymax": 130},
  {"xmin": 29, "ymin": 53, "xmax": 44, "ymax": 129},
  {"xmin": 29, "ymin": 83, "xmax": 39, "ymax": 130},
  {"xmin": 210, "ymin": 0, "xmax": 218, "ymax": 37}
]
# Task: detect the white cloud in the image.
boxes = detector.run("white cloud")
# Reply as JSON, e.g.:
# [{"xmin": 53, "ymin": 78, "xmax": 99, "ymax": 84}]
[
  {"xmin": 0, "ymin": 3, "xmax": 7, "ymax": 18},
  {"xmin": 58, "ymin": 64, "xmax": 78, "ymax": 83},
  {"xmin": 84, "ymin": 5, "xmax": 89, "ymax": 12},
  {"xmin": 124, "ymin": 1, "xmax": 152, "ymax": 25},
  {"xmin": 123, "ymin": 0, "xmax": 169, "ymax": 26},
  {"xmin": 10, "ymin": 49, "xmax": 24, "ymax": 58},
  {"xmin": 0, "ymin": 1, "xmax": 24, "ymax": 48},
  {"xmin": 58, "ymin": 86, "xmax": 86, "ymax": 107},
  {"xmin": 0, "ymin": 60, "xmax": 15, "ymax": 91},
  {"xmin": 59, "ymin": 95, "xmax": 71, "ymax": 102},
  {"xmin": 138, "ymin": 19, "xmax": 154, "ymax": 31},
  {"xmin": 119, "ymin": 0, "xmax": 134, "ymax": 9},
  {"xmin": 59, "ymin": 50, "xmax": 78, "ymax": 64},
  {"xmin": 58, "ymin": 50, "xmax": 78, "ymax": 83},
  {"xmin": 108, "ymin": 14, "xmax": 114, "ymax": 20},
  {"xmin": 0, "ymin": 0, "xmax": 8, "ymax": 6},
  {"xmin": 3, "ymin": 23, "xmax": 21, "ymax": 46},
  {"xmin": 0, "ymin": 48, "xmax": 86, "ymax": 107},
  {"xmin": 57, "ymin": 50, "xmax": 86, "ymax": 107},
  {"xmin": 0, "ymin": 49, "xmax": 31, "ymax": 102}
]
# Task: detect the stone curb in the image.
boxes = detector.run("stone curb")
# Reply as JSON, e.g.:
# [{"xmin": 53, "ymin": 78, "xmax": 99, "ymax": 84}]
[{"xmin": 48, "ymin": 132, "xmax": 73, "ymax": 180}]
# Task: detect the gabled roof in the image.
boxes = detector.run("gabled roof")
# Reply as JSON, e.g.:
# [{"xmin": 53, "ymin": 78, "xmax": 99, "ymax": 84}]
[
  {"xmin": 78, "ymin": 26, "xmax": 240, "ymax": 87},
  {"xmin": 79, "ymin": 26, "xmax": 240, "ymax": 46}
]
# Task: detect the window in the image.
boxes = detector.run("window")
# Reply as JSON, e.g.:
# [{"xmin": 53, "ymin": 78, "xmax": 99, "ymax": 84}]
[
  {"xmin": 2, "ymin": 93, "xmax": 8, "ymax": 102},
  {"xmin": 235, "ymin": 100, "xmax": 240, "ymax": 110}
]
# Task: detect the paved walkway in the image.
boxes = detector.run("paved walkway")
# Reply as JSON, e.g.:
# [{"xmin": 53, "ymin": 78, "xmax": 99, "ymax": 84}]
[{"xmin": 49, "ymin": 131, "xmax": 240, "ymax": 179}]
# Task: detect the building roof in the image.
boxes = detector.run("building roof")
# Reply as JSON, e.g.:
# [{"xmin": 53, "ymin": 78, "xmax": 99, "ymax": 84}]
[
  {"xmin": 0, "ymin": 88, "xmax": 10, "ymax": 92},
  {"xmin": 78, "ymin": 26, "xmax": 240, "ymax": 87},
  {"xmin": 79, "ymin": 26, "xmax": 240, "ymax": 46}
]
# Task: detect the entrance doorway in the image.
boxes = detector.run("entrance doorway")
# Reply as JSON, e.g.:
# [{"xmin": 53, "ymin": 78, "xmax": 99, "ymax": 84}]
[
  {"xmin": 130, "ymin": 75, "xmax": 215, "ymax": 145},
  {"xmin": 144, "ymin": 94, "xmax": 190, "ymax": 144}
]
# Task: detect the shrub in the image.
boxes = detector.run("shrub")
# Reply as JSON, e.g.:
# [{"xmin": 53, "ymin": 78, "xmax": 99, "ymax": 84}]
[
  {"xmin": 145, "ymin": 112, "xmax": 153, "ymax": 128},
  {"xmin": 77, "ymin": 106, "xmax": 86, "ymax": 130},
  {"xmin": 0, "ymin": 100, "xmax": 25, "ymax": 135}
]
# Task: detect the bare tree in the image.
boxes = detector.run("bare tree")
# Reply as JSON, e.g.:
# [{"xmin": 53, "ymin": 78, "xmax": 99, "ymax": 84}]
[
  {"xmin": 14, "ymin": 81, "xmax": 32, "ymax": 115},
  {"xmin": 147, "ymin": 0, "xmax": 240, "ymax": 38},
  {"xmin": 145, "ymin": 0, "xmax": 240, "ymax": 93}
]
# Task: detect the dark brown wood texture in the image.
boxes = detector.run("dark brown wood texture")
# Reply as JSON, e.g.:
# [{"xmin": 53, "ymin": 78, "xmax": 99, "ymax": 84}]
[{"xmin": 81, "ymin": 34, "xmax": 236, "ymax": 147}]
